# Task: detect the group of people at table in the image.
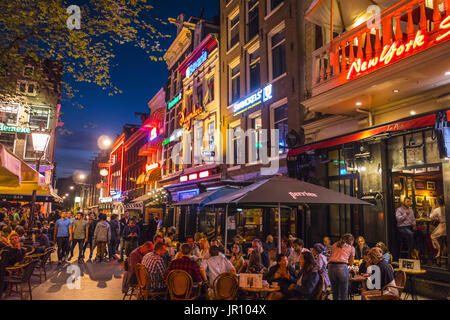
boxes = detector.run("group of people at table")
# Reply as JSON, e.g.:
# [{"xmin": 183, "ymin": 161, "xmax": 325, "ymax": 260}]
[{"xmin": 122, "ymin": 231, "xmax": 400, "ymax": 300}]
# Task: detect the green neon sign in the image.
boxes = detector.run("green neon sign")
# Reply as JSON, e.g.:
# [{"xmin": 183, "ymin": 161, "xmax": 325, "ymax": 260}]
[
  {"xmin": 168, "ymin": 93, "xmax": 182, "ymax": 110},
  {"xmin": 0, "ymin": 123, "xmax": 30, "ymax": 133}
]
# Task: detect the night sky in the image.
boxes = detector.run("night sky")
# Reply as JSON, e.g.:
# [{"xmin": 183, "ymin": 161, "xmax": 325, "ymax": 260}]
[{"xmin": 55, "ymin": 0, "xmax": 219, "ymax": 179}]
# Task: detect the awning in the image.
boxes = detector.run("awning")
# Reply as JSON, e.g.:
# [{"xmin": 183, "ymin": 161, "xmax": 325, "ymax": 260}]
[
  {"xmin": 131, "ymin": 194, "xmax": 152, "ymax": 203},
  {"xmin": 0, "ymin": 181, "xmax": 60, "ymax": 202},
  {"xmin": 287, "ymin": 112, "xmax": 444, "ymax": 158},
  {"xmin": 145, "ymin": 167, "xmax": 161, "ymax": 183},
  {"xmin": 305, "ymin": 0, "xmax": 400, "ymax": 33},
  {"xmin": 175, "ymin": 187, "xmax": 240, "ymax": 206},
  {"xmin": 0, "ymin": 144, "xmax": 42, "ymax": 187}
]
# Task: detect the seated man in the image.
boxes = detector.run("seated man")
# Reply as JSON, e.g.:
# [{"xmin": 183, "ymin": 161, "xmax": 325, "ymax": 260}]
[
  {"xmin": 166, "ymin": 243, "xmax": 202, "ymax": 284},
  {"xmin": 200, "ymin": 245, "xmax": 236, "ymax": 288},
  {"xmin": 142, "ymin": 242, "xmax": 167, "ymax": 292},
  {"xmin": 122, "ymin": 241, "xmax": 154, "ymax": 294},
  {"xmin": 34, "ymin": 228, "xmax": 50, "ymax": 253},
  {"xmin": 363, "ymin": 248, "xmax": 398, "ymax": 298}
]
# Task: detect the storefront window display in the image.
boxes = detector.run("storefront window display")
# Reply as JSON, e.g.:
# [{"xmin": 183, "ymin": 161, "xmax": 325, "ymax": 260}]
[{"xmin": 237, "ymin": 208, "xmax": 263, "ymax": 242}]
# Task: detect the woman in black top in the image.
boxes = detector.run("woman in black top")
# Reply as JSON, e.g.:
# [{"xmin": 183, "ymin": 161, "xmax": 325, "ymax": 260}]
[
  {"xmin": 265, "ymin": 254, "xmax": 296, "ymax": 293},
  {"xmin": 355, "ymin": 236, "xmax": 370, "ymax": 260}
]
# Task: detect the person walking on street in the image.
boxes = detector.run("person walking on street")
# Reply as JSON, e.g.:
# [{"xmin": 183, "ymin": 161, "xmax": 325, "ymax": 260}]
[
  {"xmin": 84, "ymin": 213, "xmax": 97, "ymax": 261},
  {"xmin": 69, "ymin": 212, "xmax": 89, "ymax": 263},
  {"xmin": 119, "ymin": 212, "xmax": 130, "ymax": 262},
  {"xmin": 108, "ymin": 214, "xmax": 120, "ymax": 260},
  {"xmin": 122, "ymin": 218, "xmax": 140, "ymax": 258},
  {"xmin": 54, "ymin": 211, "xmax": 73, "ymax": 265},
  {"xmin": 93, "ymin": 214, "xmax": 111, "ymax": 262}
]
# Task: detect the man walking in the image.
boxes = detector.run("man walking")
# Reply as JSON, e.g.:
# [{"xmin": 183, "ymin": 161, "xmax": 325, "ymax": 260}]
[
  {"xmin": 108, "ymin": 214, "xmax": 120, "ymax": 260},
  {"xmin": 93, "ymin": 214, "xmax": 111, "ymax": 262},
  {"xmin": 84, "ymin": 213, "xmax": 97, "ymax": 261},
  {"xmin": 54, "ymin": 211, "xmax": 73, "ymax": 265},
  {"xmin": 69, "ymin": 212, "xmax": 89, "ymax": 263},
  {"xmin": 119, "ymin": 212, "xmax": 130, "ymax": 262}
]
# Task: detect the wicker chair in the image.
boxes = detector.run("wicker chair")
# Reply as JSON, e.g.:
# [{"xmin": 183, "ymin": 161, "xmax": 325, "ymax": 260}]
[
  {"xmin": 4, "ymin": 260, "xmax": 39, "ymax": 300},
  {"xmin": 134, "ymin": 263, "xmax": 166, "ymax": 300},
  {"xmin": 30, "ymin": 247, "xmax": 54, "ymax": 283},
  {"xmin": 167, "ymin": 269, "xmax": 197, "ymax": 300},
  {"xmin": 212, "ymin": 273, "xmax": 239, "ymax": 300},
  {"xmin": 362, "ymin": 270, "xmax": 406, "ymax": 300}
]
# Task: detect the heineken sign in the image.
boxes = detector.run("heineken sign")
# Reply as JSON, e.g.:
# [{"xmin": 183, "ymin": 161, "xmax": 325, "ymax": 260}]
[{"xmin": 0, "ymin": 123, "xmax": 30, "ymax": 133}]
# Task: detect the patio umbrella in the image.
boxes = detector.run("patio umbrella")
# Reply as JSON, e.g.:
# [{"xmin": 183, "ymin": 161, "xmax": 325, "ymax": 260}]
[
  {"xmin": 206, "ymin": 175, "xmax": 371, "ymax": 252},
  {"xmin": 305, "ymin": 0, "xmax": 399, "ymax": 34}
]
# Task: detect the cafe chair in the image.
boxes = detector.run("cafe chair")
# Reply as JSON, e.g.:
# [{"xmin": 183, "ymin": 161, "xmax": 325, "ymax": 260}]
[
  {"xmin": 134, "ymin": 263, "xmax": 166, "ymax": 300},
  {"xmin": 167, "ymin": 269, "xmax": 197, "ymax": 300},
  {"xmin": 31, "ymin": 248, "xmax": 54, "ymax": 283},
  {"xmin": 313, "ymin": 274, "xmax": 325, "ymax": 300},
  {"xmin": 4, "ymin": 260, "xmax": 39, "ymax": 300},
  {"xmin": 212, "ymin": 273, "xmax": 238, "ymax": 300},
  {"xmin": 362, "ymin": 270, "xmax": 406, "ymax": 300}
]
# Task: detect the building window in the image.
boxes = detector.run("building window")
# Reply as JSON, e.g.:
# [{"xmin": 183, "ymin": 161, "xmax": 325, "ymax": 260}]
[
  {"xmin": 17, "ymin": 81, "xmax": 37, "ymax": 96},
  {"xmin": 23, "ymin": 66, "xmax": 34, "ymax": 77},
  {"xmin": 248, "ymin": 46, "xmax": 260, "ymax": 92},
  {"xmin": 269, "ymin": 23, "xmax": 286, "ymax": 80},
  {"xmin": 186, "ymin": 93, "xmax": 193, "ymax": 114},
  {"xmin": 206, "ymin": 76, "xmax": 214, "ymax": 103},
  {"xmin": 249, "ymin": 113, "xmax": 262, "ymax": 162},
  {"xmin": 0, "ymin": 103, "xmax": 19, "ymax": 126},
  {"xmin": 228, "ymin": 11, "xmax": 240, "ymax": 50},
  {"xmin": 25, "ymin": 134, "xmax": 40, "ymax": 159},
  {"xmin": 208, "ymin": 121, "xmax": 215, "ymax": 152},
  {"xmin": 29, "ymin": 106, "xmax": 50, "ymax": 129},
  {"xmin": 247, "ymin": 0, "xmax": 259, "ymax": 42},
  {"xmin": 269, "ymin": 0, "xmax": 283, "ymax": 12},
  {"xmin": 196, "ymin": 83, "xmax": 203, "ymax": 106},
  {"xmin": 229, "ymin": 62, "xmax": 240, "ymax": 104},
  {"xmin": 231, "ymin": 123, "xmax": 242, "ymax": 165},
  {"xmin": 273, "ymin": 103, "xmax": 288, "ymax": 154},
  {"xmin": 0, "ymin": 133, "xmax": 15, "ymax": 152}
]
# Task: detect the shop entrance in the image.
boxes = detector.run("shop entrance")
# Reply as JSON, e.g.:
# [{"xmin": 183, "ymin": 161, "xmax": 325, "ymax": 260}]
[{"xmin": 328, "ymin": 174, "xmax": 361, "ymax": 241}]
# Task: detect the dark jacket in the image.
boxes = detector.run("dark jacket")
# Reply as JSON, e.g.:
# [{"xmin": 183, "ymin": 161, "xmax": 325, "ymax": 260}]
[
  {"xmin": 292, "ymin": 271, "xmax": 320, "ymax": 300},
  {"xmin": 147, "ymin": 219, "xmax": 157, "ymax": 243},
  {"xmin": 123, "ymin": 225, "xmax": 140, "ymax": 242},
  {"xmin": 119, "ymin": 218, "xmax": 130, "ymax": 237},
  {"xmin": 355, "ymin": 245, "xmax": 369, "ymax": 260},
  {"xmin": 88, "ymin": 220, "xmax": 98, "ymax": 241},
  {"xmin": 265, "ymin": 264, "xmax": 297, "ymax": 293},
  {"xmin": 109, "ymin": 220, "xmax": 120, "ymax": 241}
]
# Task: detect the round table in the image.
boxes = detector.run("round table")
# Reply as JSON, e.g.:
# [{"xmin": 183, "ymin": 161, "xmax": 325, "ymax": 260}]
[
  {"xmin": 394, "ymin": 268, "xmax": 426, "ymax": 300},
  {"xmin": 240, "ymin": 286, "xmax": 280, "ymax": 300},
  {"xmin": 348, "ymin": 274, "xmax": 369, "ymax": 300}
]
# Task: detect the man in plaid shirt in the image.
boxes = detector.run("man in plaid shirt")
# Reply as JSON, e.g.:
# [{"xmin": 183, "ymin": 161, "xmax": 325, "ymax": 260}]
[
  {"xmin": 142, "ymin": 242, "xmax": 167, "ymax": 290},
  {"xmin": 165, "ymin": 243, "xmax": 203, "ymax": 283}
]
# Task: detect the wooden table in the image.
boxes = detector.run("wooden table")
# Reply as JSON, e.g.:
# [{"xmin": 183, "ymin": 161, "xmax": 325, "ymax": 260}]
[
  {"xmin": 240, "ymin": 286, "xmax": 280, "ymax": 300},
  {"xmin": 394, "ymin": 268, "xmax": 426, "ymax": 300},
  {"xmin": 348, "ymin": 274, "xmax": 369, "ymax": 300}
]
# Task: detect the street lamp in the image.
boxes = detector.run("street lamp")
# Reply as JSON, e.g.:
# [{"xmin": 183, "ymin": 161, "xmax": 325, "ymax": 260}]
[
  {"xmin": 29, "ymin": 129, "xmax": 51, "ymax": 229},
  {"xmin": 70, "ymin": 186, "xmax": 74, "ymax": 190}
]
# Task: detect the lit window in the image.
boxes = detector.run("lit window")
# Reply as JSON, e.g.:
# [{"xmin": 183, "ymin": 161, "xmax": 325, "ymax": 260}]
[
  {"xmin": 248, "ymin": 46, "xmax": 260, "ymax": 92},
  {"xmin": 29, "ymin": 106, "xmax": 50, "ymax": 129},
  {"xmin": 269, "ymin": 24, "xmax": 286, "ymax": 80},
  {"xmin": 273, "ymin": 103, "xmax": 288, "ymax": 154},
  {"xmin": 228, "ymin": 11, "xmax": 240, "ymax": 50},
  {"xmin": 247, "ymin": 0, "xmax": 259, "ymax": 41},
  {"xmin": 230, "ymin": 63, "xmax": 240, "ymax": 104},
  {"xmin": 0, "ymin": 103, "xmax": 19, "ymax": 126}
]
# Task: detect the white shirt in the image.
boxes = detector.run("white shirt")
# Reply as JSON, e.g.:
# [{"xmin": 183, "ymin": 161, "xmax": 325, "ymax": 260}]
[
  {"xmin": 430, "ymin": 207, "xmax": 445, "ymax": 223},
  {"xmin": 201, "ymin": 255, "xmax": 234, "ymax": 286}
]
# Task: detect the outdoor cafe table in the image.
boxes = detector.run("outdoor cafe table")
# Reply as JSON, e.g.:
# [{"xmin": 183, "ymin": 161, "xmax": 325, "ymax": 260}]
[
  {"xmin": 394, "ymin": 268, "xmax": 427, "ymax": 300},
  {"xmin": 240, "ymin": 286, "xmax": 281, "ymax": 300},
  {"xmin": 348, "ymin": 274, "xmax": 369, "ymax": 300}
]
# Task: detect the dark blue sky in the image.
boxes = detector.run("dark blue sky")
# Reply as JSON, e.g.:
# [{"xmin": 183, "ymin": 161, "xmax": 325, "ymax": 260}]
[{"xmin": 55, "ymin": 0, "xmax": 219, "ymax": 178}]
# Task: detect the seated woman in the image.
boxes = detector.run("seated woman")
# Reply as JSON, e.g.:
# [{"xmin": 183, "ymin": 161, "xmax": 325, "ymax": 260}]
[
  {"xmin": 362, "ymin": 248, "xmax": 398, "ymax": 298},
  {"xmin": 355, "ymin": 236, "xmax": 370, "ymax": 260},
  {"xmin": 375, "ymin": 242, "xmax": 391, "ymax": 265},
  {"xmin": 358, "ymin": 249, "xmax": 371, "ymax": 275},
  {"xmin": 269, "ymin": 251, "xmax": 320, "ymax": 300},
  {"xmin": 311, "ymin": 243, "xmax": 330, "ymax": 292},
  {"xmin": 245, "ymin": 250, "xmax": 266, "ymax": 274},
  {"xmin": 229, "ymin": 244, "xmax": 245, "ymax": 273},
  {"xmin": 265, "ymin": 254, "xmax": 296, "ymax": 293}
]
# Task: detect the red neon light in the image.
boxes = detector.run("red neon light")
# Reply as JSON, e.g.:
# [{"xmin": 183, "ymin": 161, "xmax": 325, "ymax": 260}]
[
  {"xmin": 180, "ymin": 175, "xmax": 188, "ymax": 182},
  {"xmin": 347, "ymin": 30, "xmax": 425, "ymax": 80},
  {"xmin": 436, "ymin": 15, "xmax": 450, "ymax": 42},
  {"xmin": 199, "ymin": 170, "xmax": 209, "ymax": 178},
  {"xmin": 188, "ymin": 173, "xmax": 198, "ymax": 181}
]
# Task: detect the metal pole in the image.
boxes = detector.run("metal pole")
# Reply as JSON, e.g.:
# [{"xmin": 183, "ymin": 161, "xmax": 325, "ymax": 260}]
[
  {"xmin": 278, "ymin": 202, "xmax": 281, "ymax": 253},
  {"xmin": 225, "ymin": 204, "xmax": 229, "ymax": 249}
]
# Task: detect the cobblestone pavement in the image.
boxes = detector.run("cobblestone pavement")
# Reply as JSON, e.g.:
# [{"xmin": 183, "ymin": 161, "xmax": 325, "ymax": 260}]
[{"xmin": 3, "ymin": 246, "xmax": 125, "ymax": 300}]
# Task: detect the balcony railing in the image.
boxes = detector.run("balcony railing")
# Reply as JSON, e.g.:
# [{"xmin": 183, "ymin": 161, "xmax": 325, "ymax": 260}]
[{"xmin": 312, "ymin": 0, "xmax": 449, "ymax": 89}]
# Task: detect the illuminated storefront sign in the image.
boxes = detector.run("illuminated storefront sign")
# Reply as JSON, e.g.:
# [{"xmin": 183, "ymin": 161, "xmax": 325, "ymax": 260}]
[
  {"xmin": 168, "ymin": 92, "xmax": 182, "ymax": 109},
  {"xmin": 150, "ymin": 127, "xmax": 157, "ymax": 141},
  {"xmin": 186, "ymin": 51, "xmax": 208, "ymax": 78},
  {"xmin": 146, "ymin": 162, "xmax": 160, "ymax": 172},
  {"xmin": 179, "ymin": 170, "xmax": 210, "ymax": 183},
  {"xmin": 347, "ymin": 15, "xmax": 450, "ymax": 81},
  {"xmin": 233, "ymin": 84, "xmax": 273, "ymax": 115},
  {"xmin": 179, "ymin": 105, "xmax": 204, "ymax": 130},
  {"xmin": 0, "ymin": 123, "xmax": 30, "ymax": 133},
  {"xmin": 162, "ymin": 129, "xmax": 183, "ymax": 146}
]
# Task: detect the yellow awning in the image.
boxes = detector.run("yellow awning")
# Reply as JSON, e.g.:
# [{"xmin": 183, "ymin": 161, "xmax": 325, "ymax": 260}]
[
  {"xmin": 0, "ymin": 144, "xmax": 41, "ymax": 187},
  {"xmin": 136, "ymin": 173, "xmax": 146, "ymax": 185},
  {"xmin": 0, "ymin": 181, "xmax": 51, "ymax": 196}
]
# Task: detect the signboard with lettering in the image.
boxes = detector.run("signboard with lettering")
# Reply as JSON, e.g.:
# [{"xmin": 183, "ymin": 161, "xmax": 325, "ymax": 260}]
[
  {"xmin": 232, "ymin": 84, "xmax": 273, "ymax": 115},
  {"xmin": 186, "ymin": 51, "xmax": 208, "ymax": 78},
  {"xmin": 0, "ymin": 123, "xmax": 30, "ymax": 133},
  {"xmin": 399, "ymin": 259, "xmax": 421, "ymax": 271},
  {"xmin": 168, "ymin": 92, "xmax": 182, "ymax": 110},
  {"xmin": 179, "ymin": 105, "xmax": 204, "ymax": 130}
]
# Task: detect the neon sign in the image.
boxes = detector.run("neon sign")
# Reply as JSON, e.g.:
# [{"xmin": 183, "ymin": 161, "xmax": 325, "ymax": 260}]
[
  {"xmin": 146, "ymin": 162, "xmax": 160, "ymax": 172},
  {"xmin": 162, "ymin": 129, "xmax": 183, "ymax": 146},
  {"xmin": 186, "ymin": 51, "xmax": 208, "ymax": 78},
  {"xmin": 168, "ymin": 92, "xmax": 181, "ymax": 109},
  {"xmin": 0, "ymin": 123, "xmax": 30, "ymax": 133},
  {"xmin": 233, "ymin": 84, "xmax": 273, "ymax": 115},
  {"xmin": 347, "ymin": 16, "xmax": 450, "ymax": 80},
  {"xmin": 179, "ymin": 170, "xmax": 210, "ymax": 182},
  {"xmin": 150, "ymin": 127, "xmax": 157, "ymax": 141},
  {"xmin": 179, "ymin": 105, "xmax": 204, "ymax": 130}
]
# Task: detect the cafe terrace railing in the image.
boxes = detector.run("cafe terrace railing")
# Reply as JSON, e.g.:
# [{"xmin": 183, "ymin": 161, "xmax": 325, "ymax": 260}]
[{"xmin": 312, "ymin": 0, "xmax": 450, "ymax": 91}]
